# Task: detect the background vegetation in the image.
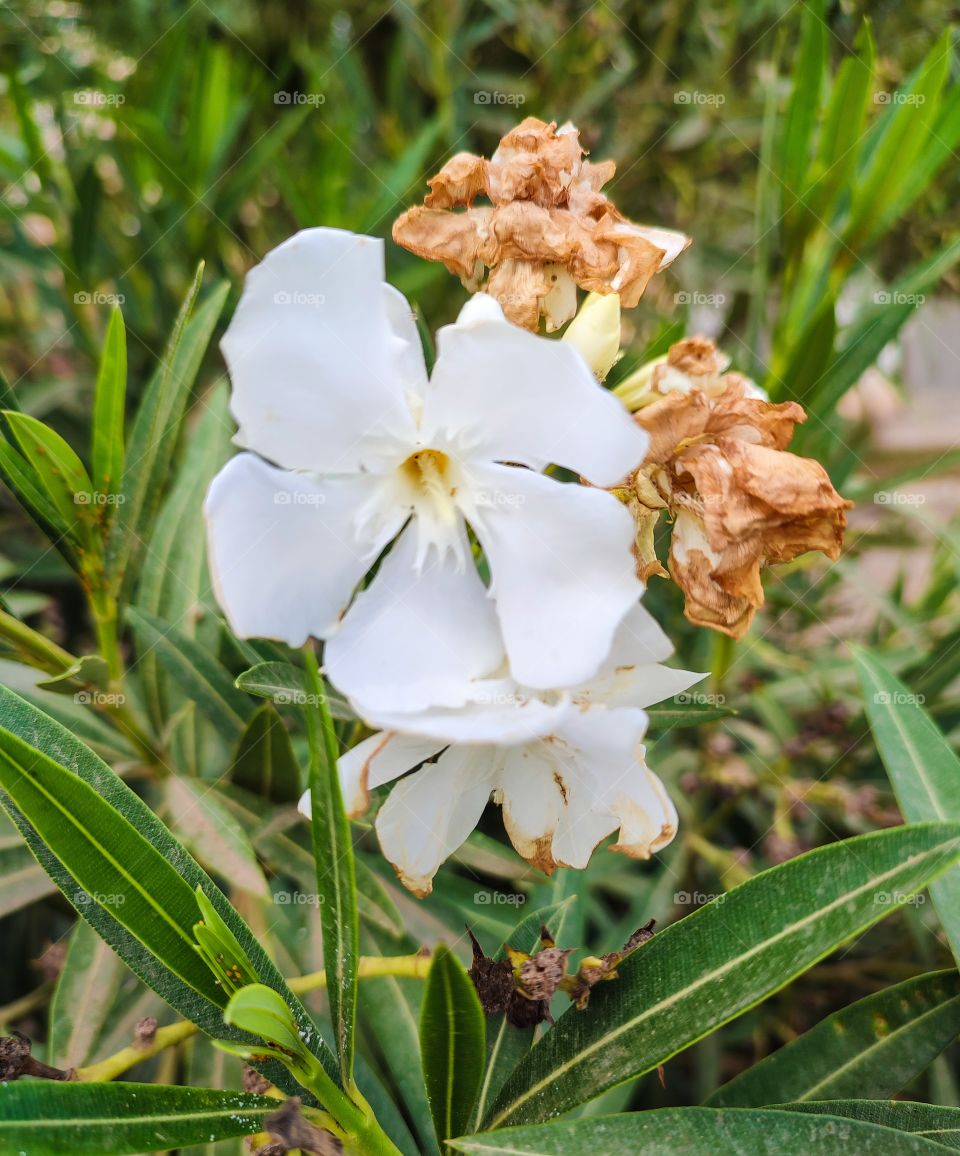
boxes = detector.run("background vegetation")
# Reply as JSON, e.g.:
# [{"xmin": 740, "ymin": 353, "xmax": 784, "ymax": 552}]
[{"xmin": 2, "ymin": 0, "xmax": 960, "ymax": 1143}]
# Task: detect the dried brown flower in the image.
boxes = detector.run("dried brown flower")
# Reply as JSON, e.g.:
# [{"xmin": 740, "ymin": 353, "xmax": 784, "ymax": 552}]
[
  {"xmin": 393, "ymin": 117, "xmax": 689, "ymax": 330},
  {"xmin": 621, "ymin": 337, "xmax": 852, "ymax": 638}
]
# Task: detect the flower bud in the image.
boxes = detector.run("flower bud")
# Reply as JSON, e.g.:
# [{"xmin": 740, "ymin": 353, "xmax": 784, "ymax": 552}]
[
  {"xmin": 612, "ymin": 353, "xmax": 668, "ymax": 410},
  {"xmin": 562, "ymin": 291, "xmax": 622, "ymax": 380}
]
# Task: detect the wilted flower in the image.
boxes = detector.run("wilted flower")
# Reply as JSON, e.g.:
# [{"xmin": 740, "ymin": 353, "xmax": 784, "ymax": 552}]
[
  {"xmin": 300, "ymin": 602, "xmax": 703, "ymax": 896},
  {"xmin": 205, "ymin": 228, "xmax": 649, "ymax": 712},
  {"xmin": 615, "ymin": 337, "xmax": 852, "ymax": 638},
  {"xmin": 392, "ymin": 117, "xmax": 689, "ymax": 331}
]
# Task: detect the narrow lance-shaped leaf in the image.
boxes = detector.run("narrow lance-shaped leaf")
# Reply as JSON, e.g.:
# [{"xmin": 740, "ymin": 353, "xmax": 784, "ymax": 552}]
[
  {"xmin": 127, "ymin": 607, "xmax": 250, "ymax": 743},
  {"xmin": 304, "ymin": 645, "xmax": 359, "ymax": 1084},
  {"xmin": 0, "ymin": 1082, "xmax": 277, "ymax": 1156},
  {"xmin": 91, "ymin": 306, "xmax": 127, "ymax": 505},
  {"xmin": 421, "ymin": 944, "xmax": 486, "ymax": 1143},
  {"xmin": 855, "ymin": 647, "xmax": 960, "ymax": 965},
  {"xmin": 485, "ymin": 823, "xmax": 960, "ymax": 1127},
  {"xmin": 781, "ymin": 1100, "xmax": 960, "ymax": 1150},
  {"xmin": 708, "ymin": 969, "xmax": 960, "ymax": 1107},
  {"xmin": 0, "ymin": 684, "xmax": 339, "ymax": 1090},
  {"xmin": 449, "ymin": 1106, "xmax": 953, "ymax": 1155}
]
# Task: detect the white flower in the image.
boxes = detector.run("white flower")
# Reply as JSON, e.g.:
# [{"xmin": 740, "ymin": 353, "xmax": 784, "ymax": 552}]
[
  {"xmin": 205, "ymin": 228, "xmax": 649, "ymax": 712},
  {"xmin": 298, "ymin": 602, "xmax": 704, "ymax": 896}
]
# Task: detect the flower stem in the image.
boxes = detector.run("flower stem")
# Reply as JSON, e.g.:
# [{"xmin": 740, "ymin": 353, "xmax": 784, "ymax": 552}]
[
  {"xmin": 73, "ymin": 954, "xmax": 429, "ymax": 1083},
  {"xmin": 0, "ymin": 607, "xmax": 75, "ymax": 674}
]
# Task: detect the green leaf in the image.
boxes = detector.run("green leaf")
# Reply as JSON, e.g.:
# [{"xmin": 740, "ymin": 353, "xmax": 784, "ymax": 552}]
[
  {"xmin": 303, "ymin": 646, "xmax": 358, "ymax": 1084},
  {"xmin": 110, "ymin": 270, "xmax": 229, "ymax": 591},
  {"xmin": 645, "ymin": 702, "xmax": 737, "ymax": 729},
  {"xmin": 0, "ymin": 830, "xmax": 56, "ymax": 917},
  {"xmin": 0, "ymin": 1081, "xmax": 275, "ymax": 1156},
  {"xmin": 166, "ymin": 777, "xmax": 268, "ymax": 897},
  {"xmin": 230, "ymin": 704, "xmax": 302, "ymax": 804},
  {"xmin": 91, "ymin": 307, "xmax": 127, "ymax": 505},
  {"xmin": 421, "ymin": 944, "xmax": 486, "ymax": 1143},
  {"xmin": 855, "ymin": 648, "xmax": 960, "ymax": 964},
  {"xmin": 0, "ymin": 439, "xmax": 76, "ymax": 566},
  {"xmin": 0, "ymin": 684, "xmax": 338, "ymax": 1089},
  {"xmin": 781, "ymin": 1101, "xmax": 960, "ymax": 1150},
  {"xmin": 449, "ymin": 1107, "xmax": 953, "ymax": 1154},
  {"xmin": 48, "ymin": 918, "xmax": 127, "ymax": 1069},
  {"xmin": 236, "ymin": 660, "xmax": 356, "ymax": 720},
  {"xmin": 485, "ymin": 823, "xmax": 960, "ymax": 1127},
  {"xmin": 35, "ymin": 655, "xmax": 111, "ymax": 695},
  {"xmin": 851, "ymin": 30, "xmax": 953, "ymax": 247},
  {"xmin": 0, "ymin": 711, "xmax": 224, "ymax": 1006},
  {"xmin": 127, "ymin": 607, "xmax": 250, "ymax": 742},
  {"xmin": 133, "ymin": 382, "xmax": 233, "ymax": 728},
  {"xmin": 708, "ymin": 969, "xmax": 960, "ymax": 1106},
  {"xmin": 2, "ymin": 412, "xmax": 98, "ymax": 557},
  {"xmin": 780, "ymin": 0, "xmax": 826, "ymax": 218},
  {"xmin": 224, "ymin": 982, "xmax": 306, "ymax": 1054},
  {"xmin": 803, "ymin": 20, "xmax": 875, "ymax": 224}
]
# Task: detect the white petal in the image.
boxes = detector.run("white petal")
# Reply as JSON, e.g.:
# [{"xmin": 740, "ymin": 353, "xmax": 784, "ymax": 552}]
[
  {"xmin": 301, "ymin": 731, "xmax": 446, "ymax": 817},
  {"xmin": 555, "ymin": 708, "xmax": 677, "ymax": 857},
  {"xmin": 469, "ymin": 463, "xmax": 642, "ymax": 690},
  {"xmin": 222, "ymin": 228, "xmax": 417, "ymax": 473},
  {"xmin": 604, "ymin": 600, "xmax": 675, "ymax": 666},
  {"xmin": 382, "ymin": 284, "xmax": 429, "ymax": 401},
  {"xmin": 421, "ymin": 301, "xmax": 648, "ymax": 485},
  {"xmin": 205, "ymin": 453, "xmax": 403, "ymax": 646},
  {"xmin": 325, "ymin": 521, "xmax": 503, "ymax": 715},
  {"xmin": 360, "ymin": 681, "xmax": 571, "ymax": 747},
  {"xmin": 608, "ymin": 760, "xmax": 679, "ymax": 857},
  {"xmin": 577, "ymin": 603, "xmax": 705, "ymax": 708},
  {"xmin": 375, "ymin": 747, "xmax": 495, "ymax": 895}
]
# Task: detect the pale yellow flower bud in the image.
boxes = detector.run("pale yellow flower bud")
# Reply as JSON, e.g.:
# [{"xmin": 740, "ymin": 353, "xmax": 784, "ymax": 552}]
[
  {"xmin": 562, "ymin": 291, "xmax": 622, "ymax": 380},
  {"xmin": 612, "ymin": 353, "xmax": 668, "ymax": 411}
]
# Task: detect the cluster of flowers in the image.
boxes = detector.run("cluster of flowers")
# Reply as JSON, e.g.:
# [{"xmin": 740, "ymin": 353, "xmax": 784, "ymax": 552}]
[{"xmin": 205, "ymin": 118, "xmax": 848, "ymax": 895}]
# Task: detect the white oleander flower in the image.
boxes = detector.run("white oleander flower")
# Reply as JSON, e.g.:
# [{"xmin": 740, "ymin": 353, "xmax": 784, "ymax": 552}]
[
  {"xmin": 205, "ymin": 227, "xmax": 649, "ymax": 712},
  {"xmin": 298, "ymin": 602, "xmax": 703, "ymax": 896}
]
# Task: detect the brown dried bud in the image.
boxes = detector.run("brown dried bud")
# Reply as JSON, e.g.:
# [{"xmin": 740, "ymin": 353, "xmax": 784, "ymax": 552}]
[
  {"xmin": 0, "ymin": 1032, "xmax": 70, "ymax": 1081},
  {"xmin": 393, "ymin": 117, "xmax": 689, "ymax": 330},
  {"xmin": 623, "ymin": 337, "xmax": 851, "ymax": 638},
  {"xmin": 242, "ymin": 1064, "xmax": 273, "ymax": 1095},
  {"xmin": 134, "ymin": 1016, "xmax": 158, "ymax": 1047},
  {"xmin": 263, "ymin": 1097, "xmax": 343, "ymax": 1155}
]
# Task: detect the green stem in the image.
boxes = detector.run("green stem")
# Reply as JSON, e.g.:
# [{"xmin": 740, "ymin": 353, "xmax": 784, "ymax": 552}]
[
  {"xmin": 73, "ymin": 954, "xmax": 428, "ymax": 1082},
  {"xmin": 0, "ymin": 607, "xmax": 75, "ymax": 674}
]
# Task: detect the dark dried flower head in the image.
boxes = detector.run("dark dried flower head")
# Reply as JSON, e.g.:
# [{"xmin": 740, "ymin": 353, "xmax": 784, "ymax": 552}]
[{"xmin": 393, "ymin": 117, "xmax": 689, "ymax": 331}]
